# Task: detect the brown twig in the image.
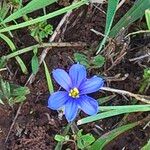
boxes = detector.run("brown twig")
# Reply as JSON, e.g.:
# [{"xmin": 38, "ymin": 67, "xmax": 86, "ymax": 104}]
[
  {"xmin": 105, "ymin": 43, "xmax": 127, "ymax": 73},
  {"xmin": 5, "ymin": 102, "xmax": 23, "ymax": 143},
  {"xmin": 104, "ymin": 73, "xmax": 129, "ymax": 82},
  {"xmin": 129, "ymin": 53, "xmax": 150, "ymax": 62},
  {"xmin": 101, "ymin": 87, "xmax": 150, "ymax": 104},
  {"xmin": 26, "ymin": 6, "xmax": 75, "ymax": 85}
]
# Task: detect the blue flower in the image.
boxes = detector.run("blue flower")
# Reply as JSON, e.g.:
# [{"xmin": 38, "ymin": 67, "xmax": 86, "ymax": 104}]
[{"xmin": 48, "ymin": 64, "xmax": 104, "ymax": 122}]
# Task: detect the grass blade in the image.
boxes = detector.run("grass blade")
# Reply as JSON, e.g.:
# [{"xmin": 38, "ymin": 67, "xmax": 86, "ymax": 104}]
[
  {"xmin": 43, "ymin": 61, "xmax": 54, "ymax": 94},
  {"xmin": 91, "ymin": 122, "xmax": 138, "ymax": 150},
  {"xmin": 141, "ymin": 139, "xmax": 150, "ymax": 150},
  {"xmin": 0, "ymin": 0, "xmax": 10, "ymax": 20},
  {"xmin": 77, "ymin": 105, "xmax": 150, "ymax": 125},
  {"xmin": 0, "ymin": 33, "xmax": 28, "ymax": 74},
  {"xmin": 3, "ymin": 0, "xmax": 57, "ymax": 23},
  {"xmin": 145, "ymin": 9, "xmax": 150, "ymax": 30},
  {"xmin": 109, "ymin": 0, "xmax": 150, "ymax": 37},
  {"xmin": 96, "ymin": 0, "xmax": 119, "ymax": 54},
  {"xmin": 31, "ymin": 55, "xmax": 39, "ymax": 75}
]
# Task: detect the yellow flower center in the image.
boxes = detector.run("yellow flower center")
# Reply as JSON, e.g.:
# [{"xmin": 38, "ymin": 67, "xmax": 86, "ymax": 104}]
[{"xmin": 69, "ymin": 87, "xmax": 79, "ymax": 98}]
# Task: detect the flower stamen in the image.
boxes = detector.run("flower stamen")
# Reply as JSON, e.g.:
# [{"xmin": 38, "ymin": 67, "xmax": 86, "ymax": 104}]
[{"xmin": 69, "ymin": 87, "xmax": 79, "ymax": 98}]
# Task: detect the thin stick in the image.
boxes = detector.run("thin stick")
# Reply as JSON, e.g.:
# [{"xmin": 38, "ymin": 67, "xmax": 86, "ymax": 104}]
[
  {"xmin": 0, "ymin": 68, "xmax": 7, "ymax": 72},
  {"xmin": 5, "ymin": 103, "xmax": 23, "ymax": 143},
  {"xmin": 26, "ymin": 7, "xmax": 76, "ymax": 84},
  {"xmin": 117, "ymin": 0, "xmax": 126, "ymax": 10},
  {"xmin": 125, "ymin": 30, "xmax": 150, "ymax": 38},
  {"xmin": 101, "ymin": 87, "xmax": 150, "ymax": 104},
  {"xmin": 129, "ymin": 53, "xmax": 150, "ymax": 62},
  {"xmin": 5, "ymin": 42, "xmax": 86, "ymax": 60}
]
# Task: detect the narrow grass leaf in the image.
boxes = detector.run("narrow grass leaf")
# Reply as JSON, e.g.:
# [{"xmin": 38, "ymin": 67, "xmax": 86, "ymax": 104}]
[
  {"xmin": 43, "ymin": 61, "xmax": 54, "ymax": 94},
  {"xmin": 0, "ymin": 0, "xmax": 10, "ymax": 20},
  {"xmin": 91, "ymin": 122, "xmax": 138, "ymax": 150},
  {"xmin": 77, "ymin": 105, "xmax": 150, "ymax": 125},
  {"xmin": 96, "ymin": 0, "xmax": 119, "ymax": 54},
  {"xmin": 141, "ymin": 139, "xmax": 150, "ymax": 150},
  {"xmin": 31, "ymin": 55, "xmax": 39, "ymax": 75},
  {"xmin": 3, "ymin": 0, "xmax": 57, "ymax": 23},
  {"xmin": 0, "ymin": 99, "xmax": 4, "ymax": 105},
  {"xmin": 109, "ymin": 0, "xmax": 150, "ymax": 37},
  {"xmin": 0, "ymin": 33, "xmax": 28, "ymax": 74},
  {"xmin": 145, "ymin": 9, "xmax": 150, "ymax": 30}
]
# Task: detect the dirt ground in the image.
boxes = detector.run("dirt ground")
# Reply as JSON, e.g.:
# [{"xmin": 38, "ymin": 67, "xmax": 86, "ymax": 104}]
[{"xmin": 0, "ymin": 1, "xmax": 150, "ymax": 150}]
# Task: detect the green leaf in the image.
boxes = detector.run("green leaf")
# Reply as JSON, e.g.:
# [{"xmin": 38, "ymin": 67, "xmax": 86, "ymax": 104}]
[
  {"xmin": 0, "ymin": 0, "xmax": 10, "ymax": 20},
  {"xmin": 91, "ymin": 122, "xmax": 138, "ymax": 150},
  {"xmin": 3, "ymin": 0, "xmax": 57, "ymax": 23},
  {"xmin": 8, "ymin": 96, "xmax": 26, "ymax": 106},
  {"xmin": 139, "ymin": 68, "xmax": 150, "ymax": 93},
  {"xmin": 74, "ymin": 53, "xmax": 88, "ymax": 62},
  {"xmin": 92, "ymin": 55, "xmax": 105, "ymax": 67},
  {"xmin": 96, "ymin": 0, "xmax": 119, "ymax": 54},
  {"xmin": 77, "ymin": 130, "xmax": 95, "ymax": 149},
  {"xmin": 43, "ymin": 61, "xmax": 54, "ymax": 94},
  {"xmin": 141, "ymin": 139, "xmax": 150, "ymax": 150},
  {"xmin": 12, "ymin": 87, "xmax": 30, "ymax": 96},
  {"xmin": 74, "ymin": 53, "xmax": 89, "ymax": 68},
  {"xmin": 0, "ymin": 98, "xmax": 4, "ymax": 105},
  {"xmin": 0, "ymin": 78, "xmax": 30, "ymax": 106},
  {"xmin": 77, "ymin": 105, "xmax": 150, "ymax": 125},
  {"xmin": 110, "ymin": 0, "xmax": 150, "ymax": 37},
  {"xmin": 77, "ymin": 134, "xmax": 95, "ymax": 149},
  {"xmin": 54, "ymin": 135, "xmax": 65, "ymax": 142},
  {"xmin": 31, "ymin": 54, "xmax": 39, "ymax": 75},
  {"xmin": 104, "ymin": 0, "xmax": 119, "ymax": 35},
  {"xmin": 145, "ymin": 9, "xmax": 150, "ymax": 30},
  {"xmin": 1, "ymin": 79, "xmax": 11, "ymax": 99}
]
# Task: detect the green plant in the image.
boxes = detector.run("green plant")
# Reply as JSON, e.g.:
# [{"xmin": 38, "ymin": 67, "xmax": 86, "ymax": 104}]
[
  {"xmin": 97, "ymin": 0, "xmax": 150, "ymax": 53},
  {"xmin": 139, "ymin": 68, "xmax": 150, "ymax": 94},
  {"xmin": 3, "ymin": 0, "xmax": 57, "ymax": 23},
  {"xmin": 97, "ymin": 0, "xmax": 119, "ymax": 54},
  {"xmin": 30, "ymin": 21, "xmax": 53, "ymax": 42},
  {"xmin": 31, "ymin": 48, "xmax": 39, "ymax": 75},
  {"xmin": 141, "ymin": 139, "xmax": 150, "ymax": 150},
  {"xmin": 145, "ymin": 9, "xmax": 150, "ymax": 30},
  {"xmin": 43, "ymin": 61, "xmax": 54, "ymax": 94},
  {"xmin": 74, "ymin": 52, "xmax": 105, "ymax": 69},
  {"xmin": 110, "ymin": 0, "xmax": 150, "ymax": 37},
  {"xmin": 0, "ymin": 33, "xmax": 28, "ymax": 74},
  {"xmin": 54, "ymin": 129, "xmax": 95, "ymax": 150},
  {"xmin": 0, "ymin": 78, "xmax": 30, "ymax": 106},
  {"xmin": 76, "ymin": 130, "xmax": 95, "ymax": 149},
  {"xmin": 91, "ymin": 122, "xmax": 138, "ymax": 150},
  {"xmin": 0, "ymin": 0, "xmax": 10, "ymax": 20},
  {"xmin": 0, "ymin": 0, "xmax": 89, "ymax": 33},
  {"xmin": 77, "ymin": 105, "xmax": 150, "ymax": 125},
  {"xmin": 55, "ymin": 134, "xmax": 70, "ymax": 142}
]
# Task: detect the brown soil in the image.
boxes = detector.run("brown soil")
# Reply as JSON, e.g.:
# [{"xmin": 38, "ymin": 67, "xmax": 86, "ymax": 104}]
[{"xmin": 0, "ymin": 1, "xmax": 149, "ymax": 150}]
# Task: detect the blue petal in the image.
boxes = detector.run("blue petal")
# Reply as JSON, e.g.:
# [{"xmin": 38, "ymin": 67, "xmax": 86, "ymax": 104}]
[
  {"xmin": 69, "ymin": 64, "xmax": 86, "ymax": 88},
  {"xmin": 53, "ymin": 69, "xmax": 72, "ymax": 91},
  {"xmin": 78, "ymin": 95, "xmax": 98, "ymax": 115},
  {"xmin": 48, "ymin": 91, "xmax": 69, "ymax": 110},
  {"xmin": 65, "ymin": 98, "xmax": 78, "ymax": 122},
  {"xmin": 80, "ymin": 76, "xmax": 104, "ymax": 94}
]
